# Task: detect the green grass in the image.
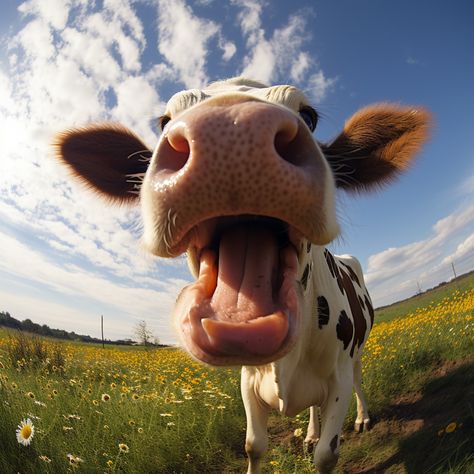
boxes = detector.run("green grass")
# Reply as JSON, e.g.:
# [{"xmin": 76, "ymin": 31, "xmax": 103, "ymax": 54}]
[
  {"xmin": 0, "ymin": 337, "xmax": 245, "ymax": 473},
  {"xmin": 374, "ymin": 271, "xmax": 474, "ymax": 324},
  {"xmin": 0, "ymin": 280, "xmax": 472, "ymax": 473}
]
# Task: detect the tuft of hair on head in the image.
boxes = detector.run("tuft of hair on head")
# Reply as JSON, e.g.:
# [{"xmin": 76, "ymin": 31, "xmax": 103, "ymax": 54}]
[{"xmin": 206, "ymin": 76, "xmax": 269, "ymax": 91}]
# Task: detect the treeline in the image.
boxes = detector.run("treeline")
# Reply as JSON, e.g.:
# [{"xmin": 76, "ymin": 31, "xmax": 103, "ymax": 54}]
[{"xmin": 0, "ymin": 311, "xmax": 135, "ymax": 346}]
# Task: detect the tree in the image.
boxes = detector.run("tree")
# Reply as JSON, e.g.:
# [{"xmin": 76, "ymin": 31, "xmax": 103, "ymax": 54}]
[{"xmin": 133, "ymin": 320, "xmax": 154, "ymax": 347}]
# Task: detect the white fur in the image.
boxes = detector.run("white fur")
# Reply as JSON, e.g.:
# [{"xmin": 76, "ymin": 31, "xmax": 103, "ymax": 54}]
[{"xmin": 242, "ymin": 247, "xmax": 372, "ymax": 473}]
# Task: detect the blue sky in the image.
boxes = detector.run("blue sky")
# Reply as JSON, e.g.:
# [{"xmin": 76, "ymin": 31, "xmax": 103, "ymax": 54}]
[{"xmin": 0, "ymin": 0, "xmax": 473, "ymax": 343}]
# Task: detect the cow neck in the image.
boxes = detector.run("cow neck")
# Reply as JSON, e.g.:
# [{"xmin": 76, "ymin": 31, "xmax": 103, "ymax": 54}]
[{"xmin": 267, "ymin": 246, "xmax": 334, "ymax": 415}]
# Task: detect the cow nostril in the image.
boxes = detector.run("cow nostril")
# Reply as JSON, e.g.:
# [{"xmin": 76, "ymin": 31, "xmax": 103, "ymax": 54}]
[
  {"xmin": 156, "ymin": 134, "xmax": 190, "ymax": 173},
  {"xmin": 274, "ymin": 125, "xmax": 307, "ymax": 167}
]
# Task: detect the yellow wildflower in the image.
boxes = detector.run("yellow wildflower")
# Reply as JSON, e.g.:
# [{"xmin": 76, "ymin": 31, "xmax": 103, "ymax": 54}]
[
  {"xmin": 118, "ymin": 443, "xmax": 129, "ymax": 453},
  {"xmin": 445, "ymin": 422, "xmax": 457, "ymax": 433},
  {"xmin": 294, "ymin": 428, "xmax": 303, "ymax": 437}
]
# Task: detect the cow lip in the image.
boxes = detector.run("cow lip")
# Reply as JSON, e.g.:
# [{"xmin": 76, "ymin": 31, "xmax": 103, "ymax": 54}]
[{"xmin": 173, "ymin": 215, "xmax": 302, "ymax": 366}]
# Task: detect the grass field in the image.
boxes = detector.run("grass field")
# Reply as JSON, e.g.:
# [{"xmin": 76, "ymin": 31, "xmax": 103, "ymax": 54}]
[
  {"xmin": 374, "ymin": 271, "xmax": 474, "ymax": 324},
  {"xmin": 0, "ymin": 278, "xmax": 473, "ymax": 473}
]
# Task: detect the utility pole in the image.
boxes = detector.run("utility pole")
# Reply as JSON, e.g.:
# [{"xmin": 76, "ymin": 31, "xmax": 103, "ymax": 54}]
[
  {"xmin": 101, "ymin": 315, "xmax": 104, "ymax": 349},
  {"xmin": 451, "ymin": 260, "xmax": 457, "ymax": 280},
  {"xmin": 416, "ymin": 281, "xmax": 422, "ymax": 296}
]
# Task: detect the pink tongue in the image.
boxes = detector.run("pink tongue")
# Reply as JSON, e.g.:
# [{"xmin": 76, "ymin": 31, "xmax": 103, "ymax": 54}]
[{"xmin": 210, "ymin": 225, "xmax": 279, "ymax": 321}]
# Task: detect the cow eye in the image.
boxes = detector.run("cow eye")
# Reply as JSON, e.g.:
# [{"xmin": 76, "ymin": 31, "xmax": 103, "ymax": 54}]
[
  {"xmin": 299, "ymin": 106, "xmax": 319, "ymax": 132},
  {"xmin": 158, "ymin": 115, "xmax": 171, "ymax": 131}
]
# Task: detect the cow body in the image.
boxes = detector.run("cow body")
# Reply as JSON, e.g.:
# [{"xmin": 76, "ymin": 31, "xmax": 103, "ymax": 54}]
[
  {"xmin": 241, "ymin": 249, "xmax": 372, "ymax": 473},
  {"xmin": 55, "ymin": 77, "xmax": 430, "ymax": 473}
]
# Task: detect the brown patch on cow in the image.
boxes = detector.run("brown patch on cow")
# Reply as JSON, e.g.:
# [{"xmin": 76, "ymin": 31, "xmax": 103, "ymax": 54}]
[
  {"xmin": 330, "ymin": 434, "xmax": 339, "ymax": 453},
  {"xmin": 301, "ymin": 264, "xmax": 310, "ymax": 290},
  {"xmin": 324, "ymin": 250, "xmax": 344, "ymax": 294},
  {"xmin": 340, "ymin": 268, "xmax": 367, "ymax": 357},
  {"xmin": 324, "ymin": 251, "xmax": 368, "ymax": 355},
  {"xmin": 364, "ymin": 294, "xmax": 375, "ymax": 328},
  {"xmin": 341, "ymin": 262, "xmax": 361, "ymax": 286},
  {"xmin": 336, "ymin": 310, "xmax": 353, "ymax": 350},
  {"xmin": 317, "ymin": 296, "xmax": 330, "ymax": 329}
]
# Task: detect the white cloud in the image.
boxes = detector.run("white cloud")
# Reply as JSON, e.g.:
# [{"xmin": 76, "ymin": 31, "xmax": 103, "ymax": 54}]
[
  {"xmin": 83, "ymin": 6, "xmax": 146, "ymax": 72},
  {"xmin": 433, "ymin": 205, "xmax": 474, "ymax": 240},
  {"xmin": 271, "ymin": 14, "xmax": 308, "ymax": 67},
  {"xmin": 0, "ymin": 229, "xmax": 184, "ymax": 342},
  {"xmin": 0, "ymin": 1, "xmax": 182, "ymax": 308},
  {"xmin": 233, "ymin": 0, "xmax": 263, "ymax": 35},
  {"xmin": 156, "ymin": 0, "xmax": 220, "ymax": 88},
  {"xmin": 240, "ymin": 37, "xmax": 275, "ymax": 83},
  {"xmin": 112, "ymin": 75, "xmax": 161, "ymax": 140},
  {"xmin": 233, "ymin": 0, "xmax": 336, "ymax": 100},
  {"xmin": 444, "ymin": 233, "xmax": 474, "ymax": 263},
  {"xmin": 220, "ymin": 40, "xmax": 237, "ymax": 61},
  {"xmin": 458, "ymin": 172, "xmax": 474, "ymax": 197},
  {"xmin": 406, "ymin": 56, "xmax": 420, "ymax": 65},
  {"xmin": 103, "ymin": 0, "xmax": 146, "ymax": 46},
  {"xmin": 0, "ymin": 70, "xmax": 13, "ymax": 108},
  {"xmin": 18, "ymin": 18, "xmax": 56, "ymax": 60},
  {"xmin": 366, "ymin": 204, "xmax": 474, "ymax": 306},
  {"xmin": 291, "ymin": 52, "xmax": 310, "ymax": 83},
  {"xmin": 307, "ymin": 70, "xmax": 337, "ymax": 102},
  {"xmin": 233, "ymin": 0, "xmax": 274, "ymax": 83},
  {"xmin": 18, "ymin": 0, "xmax": 72, "ymax": 30},
  {"xmin": 62, "ymin": 27, "xmax": 122, "ymax": 85}
]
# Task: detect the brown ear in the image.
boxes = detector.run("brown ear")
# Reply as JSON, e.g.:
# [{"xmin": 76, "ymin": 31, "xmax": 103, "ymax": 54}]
[
  {"xmin": 54, "ymin": 124, "xmax": 152, "ymax": 204},
  {"xmin": 322, "ymin": 103, "xmax": 431, "ymax": 192}
]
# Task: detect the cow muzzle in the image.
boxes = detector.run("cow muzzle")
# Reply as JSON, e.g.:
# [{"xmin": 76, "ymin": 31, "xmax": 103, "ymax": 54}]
[{"xmin": 141, "ymin": 95, "xmax": 336, "ymax": 365}]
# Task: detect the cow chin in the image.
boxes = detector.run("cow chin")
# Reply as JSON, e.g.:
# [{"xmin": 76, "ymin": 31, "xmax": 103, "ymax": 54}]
[{"xmin": 173, "ymin": 216, "xmax": 302, "ymax": 366}]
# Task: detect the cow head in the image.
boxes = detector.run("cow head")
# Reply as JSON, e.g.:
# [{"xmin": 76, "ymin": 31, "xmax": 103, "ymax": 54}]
[{"xmin": 55, "ymin": 77, "xmax": 430, "ymax": 366}]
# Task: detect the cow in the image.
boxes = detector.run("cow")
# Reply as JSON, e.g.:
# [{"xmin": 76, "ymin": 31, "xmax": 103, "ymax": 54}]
[{"xmin": 54, "ymin": 77, "xmax": 430, "ymax": 473}]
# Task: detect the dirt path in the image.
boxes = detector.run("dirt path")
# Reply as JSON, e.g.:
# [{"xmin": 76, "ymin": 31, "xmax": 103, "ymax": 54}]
[
  {"xmin": 260, "ymin": 358, "xmax": 474, "ymax": 474},
  {"xmin": 337, "ymin": 358, "xmax": 474, "ymax": 473}
]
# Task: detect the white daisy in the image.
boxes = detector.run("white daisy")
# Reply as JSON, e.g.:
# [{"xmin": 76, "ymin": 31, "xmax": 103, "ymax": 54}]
[
  {"xmin": 118, "ymin": 443, "xmax": 129, "ymax": 453},
  {"xmin": 67, "ymin": 453, "xmax": 84, "ymax": 467},
  {"xmin": 16, "ymin": 418, "xmax": 35, "ymax": 446}
]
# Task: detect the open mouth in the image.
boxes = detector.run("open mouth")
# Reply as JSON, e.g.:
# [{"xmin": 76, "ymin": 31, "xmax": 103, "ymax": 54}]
[{"xmin": 173, "ymin": 215, "xmax": 302, "ymax": 366}]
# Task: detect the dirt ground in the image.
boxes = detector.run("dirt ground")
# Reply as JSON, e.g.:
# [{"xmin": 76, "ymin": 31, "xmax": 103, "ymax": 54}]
[{"xmin": 264, "ymin": 358, "xmax": 474, "ymax": 474}]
